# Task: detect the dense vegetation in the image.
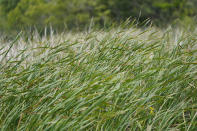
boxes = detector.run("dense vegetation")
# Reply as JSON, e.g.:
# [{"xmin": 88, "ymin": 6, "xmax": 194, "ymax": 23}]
[
  {"xmin": 0, "ymin": 25, "xmax": 197, "ymax": 130},
  {"xmin": 0, "ymin": 0, "xmax": 197, "ymax": 31}
]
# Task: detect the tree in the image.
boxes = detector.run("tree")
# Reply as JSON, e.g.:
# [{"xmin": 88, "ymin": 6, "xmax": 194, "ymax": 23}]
[{"xmin": 0, "ymin": 0, "xmax": 196, "ymax": 31}]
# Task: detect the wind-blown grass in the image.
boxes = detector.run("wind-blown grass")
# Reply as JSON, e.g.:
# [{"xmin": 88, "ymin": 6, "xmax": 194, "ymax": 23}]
[{"xmin": 0, "ymin": 26, "xmax": 197, "ymax": 131}]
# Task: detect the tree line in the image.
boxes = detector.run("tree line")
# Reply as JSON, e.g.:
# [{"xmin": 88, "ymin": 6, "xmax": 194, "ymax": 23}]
[{"xmin": 0, "ymin": 0, "xmax": 196, "ymax": 31}]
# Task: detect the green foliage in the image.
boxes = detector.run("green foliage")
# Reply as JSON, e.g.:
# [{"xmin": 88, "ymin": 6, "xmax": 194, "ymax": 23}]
[
  {"xmin": 0, "ymin": 0, "xmax": 196, "ymax": 31},
  {"xmin": 0, "ymin": 26, "xmax": 197, "ymax": 130},
  {"xmin": 0, "ymin": 0, "xmax": 110, "ymax": 31},
  {"xmin": 100, "ymin": 0, "xmax": 195, "ymax": 25},
  {"xmin": 0, "ymin": 0, "xmax": 20, "ymax": 12}
]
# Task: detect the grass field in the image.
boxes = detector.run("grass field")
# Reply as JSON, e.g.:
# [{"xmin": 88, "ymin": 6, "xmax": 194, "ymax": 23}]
[{"xmin": 0, "ymin": 25, "xmax": 197, "ymax": 130}]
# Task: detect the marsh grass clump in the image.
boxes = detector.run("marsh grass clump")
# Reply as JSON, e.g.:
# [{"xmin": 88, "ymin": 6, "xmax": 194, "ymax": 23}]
[{"xmin": 0, "ymin": 26, "xmax": 197, "ymax": 131}]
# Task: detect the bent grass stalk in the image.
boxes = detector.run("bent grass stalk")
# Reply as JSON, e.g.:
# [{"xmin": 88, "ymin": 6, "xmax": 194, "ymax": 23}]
[{"xmin": 0, "ymin": 26, "xmax": 197, "ymax": 130}]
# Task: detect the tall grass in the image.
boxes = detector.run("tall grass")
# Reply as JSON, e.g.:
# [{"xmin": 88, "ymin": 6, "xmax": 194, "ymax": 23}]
[{"xmin": 0, "ymin": 25, "xmax": 197, "ymax": 131}]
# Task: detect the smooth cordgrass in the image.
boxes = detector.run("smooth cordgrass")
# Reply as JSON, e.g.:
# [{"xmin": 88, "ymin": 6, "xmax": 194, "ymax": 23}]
[{"xmin": 0, "ymin": 25, "xmax": 197, "ymax": 131}]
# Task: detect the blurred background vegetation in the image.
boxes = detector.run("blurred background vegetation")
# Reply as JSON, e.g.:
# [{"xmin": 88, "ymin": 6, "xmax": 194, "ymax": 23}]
[{"xmin": 0, "ymin": 0, "xmax": 196, "ymax": 32}]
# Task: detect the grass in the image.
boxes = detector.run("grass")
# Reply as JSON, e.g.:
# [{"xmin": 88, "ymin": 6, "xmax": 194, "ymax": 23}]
[{"xmin": 0, "ymin": 25, "xmax": 197, "ymax": 131}]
